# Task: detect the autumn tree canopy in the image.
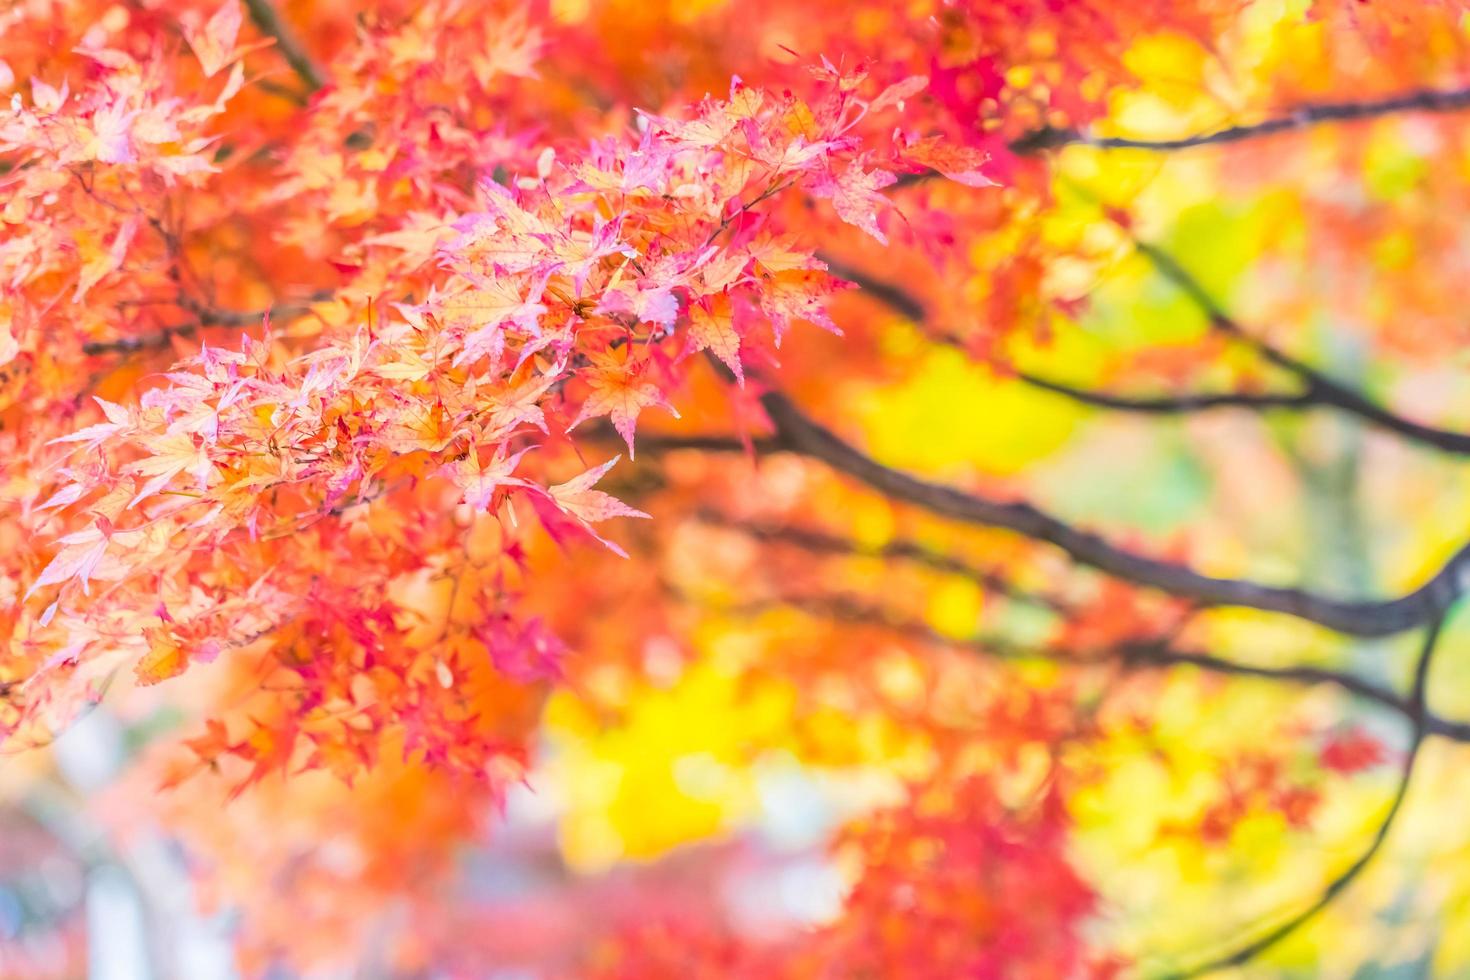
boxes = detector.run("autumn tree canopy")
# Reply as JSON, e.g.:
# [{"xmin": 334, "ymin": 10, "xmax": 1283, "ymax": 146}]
[{"xmin": 7, "ymin": 0, "xmax": 1470, "ymax": 975}]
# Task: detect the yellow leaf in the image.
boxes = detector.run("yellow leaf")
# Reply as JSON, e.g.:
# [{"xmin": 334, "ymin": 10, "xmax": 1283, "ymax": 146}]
[{"xmin": 136, "ymin": 633, "xmax": 188, "ymax": 686}]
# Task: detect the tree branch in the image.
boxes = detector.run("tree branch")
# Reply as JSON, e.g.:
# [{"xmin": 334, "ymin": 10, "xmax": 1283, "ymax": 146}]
[
  {"xmin": 627, "ymin": 431, "xmax": 782, "ymax": 454},
  {"xmin": 1015, "ymin": 372, "xmax": 1315, "ymax": 414},
  {"xmin": 889, "ymin": 86, "xmax": 1470, "ymax": 189},
  {"xmin": 701, "ymin": 591, "xmax": 1470, "ymax": 741},
  {"xmin": 1116, "ymin": 641, "xmax": 1470, "ymax": 742},
  {"xmin": 85, "ymin": 297, "xmax": 323, "ymax": 356},
  {"xmin": 826, "ymin": 247, "xmax": 1470, "ymax": 456},
  {"xmin": 758, "ymin": 389, "xmax": 1470, "ymax": 638},
  {"xmin": 689, "ymin": 511, "xmax": 1070, "ymax": 612},
  {"xmin": 1009, "ymin": 84, "xmax": 1470, "ymax": 155},
  {"xmin": 1137, "ymin": 241, "xmax": 1470, "ymax": 455},
  {"xmin": 125, "ymin": 295, "xmax": 1470, "ymax": 640},
  {"xmin": 1154, "ymin": 612, "xmax": 1451, "ymax": 978},
  {"xmin": 244, "ymin": 0, "xmax": 324, "ymax": 93},
  {"xmin": 822, "ymin": 257, "xmax": 929, "ymax": 323}
]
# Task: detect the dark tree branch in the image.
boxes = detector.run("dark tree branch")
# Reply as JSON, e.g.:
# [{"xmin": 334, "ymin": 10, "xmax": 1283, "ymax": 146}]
[
  {"xmin": 822, "ymin": 257, "xmax": 929, "ymax": 323},
  {"xmin": 1155, "ymin": 612, "xmax": 1451, "ymax": 979},
  {"xmin": 1136, "ymin": 241, "xmax": 1470, "ymax": 455},
  {"xmin": 701, "ymin": 591, "xmax": 1470, "ymax": 741},
  {"xmin": 758, "ymin": 389, "xmax": 1470, "ymax": 638},
  {"xmin": 627, "ymin": 432, "xmax": 781, "ymax": 454},
  {"xmin": 1009, "ymin": 85, "xmax": 1470, "ymax": 155},
  {"xmin": 244, "ymin": 0, "xmax": 325, "ymax": 93},
  {"xmin": 84, "ymin": 327, "xmax": 195, "ymax": 356},
  {"xmin": 86, "ymin": 297, "xmax": 324, "ymax": 356},
  {"xmin": 1117, "ymin": 642, "xmax": 1470, "ymax": 742},
  {"xmin": 689, "ymin": 511, "xmax": 1070, "ymax": 612},
  {"xmin": 889, "ymin": 86, "xmax": 1470, "ymax": 189},
  {"xmin": 1015, "ymin": 372, "xmax": 1315, "ymax": 414},
  {"xmin": 826, "ymin": 245, "xmax": 1470, "ymax": 456}
]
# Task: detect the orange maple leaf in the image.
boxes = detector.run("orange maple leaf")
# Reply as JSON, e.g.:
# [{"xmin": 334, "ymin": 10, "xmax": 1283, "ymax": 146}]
[{"xmin": 568, "ymin": 354, "xmax": 677, "ymax": 457}]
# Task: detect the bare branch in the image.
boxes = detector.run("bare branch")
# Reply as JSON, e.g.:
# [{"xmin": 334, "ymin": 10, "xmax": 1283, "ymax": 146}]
[
  {"xmin": 703, "ymin": 591, "xmax": 1470, "ymax": 741},
  {"xmin": 826, "ymin": 247, "xmax": 1470, "ymax": 456},
  {"xmin": 1009, "ymin": 85, "xmax": 1470, "ymax": 155},
  {"xmin": 1117, "ymin": 642, "xmax": 1470, "ymax": 741},
  {"xmin": 690, "ymin": 511, "xmax": 1070, "ymax": 612},
  {"xmin": 1015, "ymin": 372, "xmax": 1315, "ymax": 414},
  {"xmin": 887, "ymin": 87, "xmax": 1470, "ymax": 189},
  {"xmin": 758, "ymin": 389, "xmax": 1470, "ymax": 638},
  {"xmin": 1137, "ymin": 241, "xmax": 1470, "ymax": 455},
  {"xmin": 85, "ymin": 297, "xmax": 325, "ymax": 356},
  {"xmin": 628, "ymin": 431, "xmax": 781, "ymax": 454},
  {"xmin": 244, "ymin": 0, "xmax": 325, "ymax": 93},
  {"xmin": 822, "ymin": 257, "xmax": 929, "ymax": 323}
]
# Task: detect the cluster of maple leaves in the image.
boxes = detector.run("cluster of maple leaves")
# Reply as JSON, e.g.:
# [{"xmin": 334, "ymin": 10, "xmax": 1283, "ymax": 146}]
[
  {"xmin": 6, "ymin": 0, "xmax": 989, "ymax": 786},
  {"xmin": 0, "ymin": 1, "xmax": 1136, "ymax": 968},
  {"xmin": 6, "ymin": 0, "xmax": 1466, "ymax": 974}
]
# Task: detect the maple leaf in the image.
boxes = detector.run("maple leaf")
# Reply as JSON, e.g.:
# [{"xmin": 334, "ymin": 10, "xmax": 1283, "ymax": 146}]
[
  {"xmin": 868, "ymin": 75, "xmax": 929, "ymax": 114},
  {"xmin": 183, "ymin": 718, "xmax": 233, "ymax": 762},
  {"xmin": 182, "ymin": 1, "xmax": 244, "ymax": 78},
  {"xmin": 807, "ymin": 54, "xmax": 869, "ymax": 92},
  {"xmin": 727, "ymin": 78, "xmax": 765, "ymax": 119},
  {"xmin": 748, "ymin": 235, "xmax": 826, "ymax": 275},
  {"xmin": 136, "ymin": 630, "xmax": 189, "ymax": 685},
  {"xmin": 546, "ymin": 457, "xmax": 648, "ymax": 524},
  {"xmin": 86, "ymin": 100, "xmax": 139, "ymax": 164},
  {"xmin": 74, "ymin": 217, "xmax": 139, "ymax": 301},
  {"xmin": 687, "ymin": 294, "xmax": 743, "ymax": 384},
  {"xmin": 596, "ymin": 282, "xmax": 679, "ymax": 329},
  {"xmin": 25, "ymin": 513, "xmax": 146, "ymax": 599},
  {"xmin": 481, "ymin": 373, "xmax": 556, "ymax": 439},
  {"xmin": 30, "ymin": 78, "xmax": 68, "ymax": 114},
  {"xmin": 36, "ymin": 483, "xmax": 87, "ymax": 512},
  {"xmin": 127, "ymin": 431, "xmax": 215, "ymax": 507},
  {"xmin": 26, "ymin": 527, "xmax": 109, "ymax": 599},
  {"xmin": 373, "ymin": 347, "xmax": 437, "ymax": 381},
  {"xmin": 1320, "ymin": 727, "xmax": 1391, "ymax": 774},
  {"xmin": 759, "ymin": 269, "xmax": 846, "ymax": 345},
  {"xmin": 469, "ymin": 4, "xmax": 542, "ymax": 84},
  {"xmin": 697, "ymin": 248, "xmax": 753, "ymax": 293},
  {"xmin": 898, "ymin": 134, "xmax": 997, "ymax": 188},
  {"xmin": 642, "ymin": 106, "xmax": 740, "ymax": 150},
  {"xmin": 443, "ymin": 273, "xmax": 550, "ymax": 368},
  {"xmin": 48, "ymin": 397, "xmax": 132, "ymax": 452},
  {"xmin": 537, "ymin": 456, "xmax": 649, "ymax": 557},
  {"xmin": 450, "ymin": 446, "xmax": 532, "ymax": 511},
  {"xmin": 476, "ymin": 614, "xmax": 566, "ymax": 682},
  {"xmin": 450, "ymin": 181, "xmax": 564, "ymax": 273},
  {"xmin": 363, "ymin": 214, "xmax": 457, "ymax": 262},
  {"xmin": 812, "ymin": 161, "xmax": 897, "ymax": 244},
  {"xmin": 568, "ymin": 355, "xmax": 678, "ymax": 457}
]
